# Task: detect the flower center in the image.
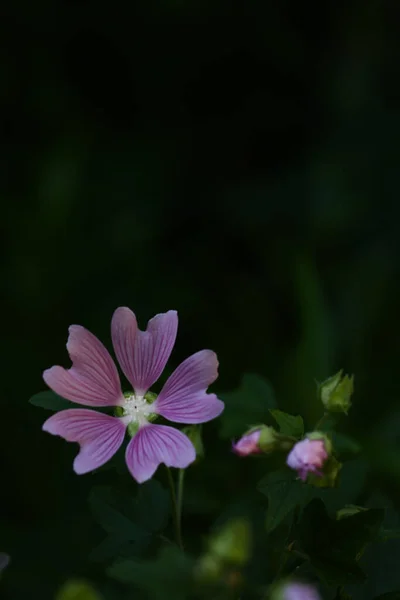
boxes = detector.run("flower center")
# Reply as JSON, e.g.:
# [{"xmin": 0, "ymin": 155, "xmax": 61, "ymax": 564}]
[{"xmin": 122, "ymin": 394, "xmax": 152, "ymax": 425}]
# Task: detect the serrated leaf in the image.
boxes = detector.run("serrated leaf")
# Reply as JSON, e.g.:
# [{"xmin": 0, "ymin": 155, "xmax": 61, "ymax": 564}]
[
  {"xmin": 377, "ymin": 528, "xmax": 400, "ymax": 542},
  {"xmin": 219, "ymin": 374, "xmax": 276, "ymax": 438},
  {"xmin": 89, "ymin": 487, "xmax": 146, "ymax": 538},
  {"xmin": 29, "ymin": 391, "xmax": 72, "ymax": 411},
  {"xmin": 134, "ymin": 479, "xmax": 170, "ymax": 532},
  {"xmin": 311, "ymin": 556, "xmax": 366, "ymax": 586},
  {"xmin": 269, "ymin": 409, "xmax": 304, "ymax": 437},
  {"xmin": 107, "ymin": 546, "xmax": 193, "ymax": 600},
  {"xmin": 296, "ymin": 499, "xmax": 384, "ymax": 586},
  {"xmin": 89, "ymin": 482, "xmax": 169, "ymax": 563},
  {"xmin": 257, "ymin": 470, "xmax": 312, "ymax": 532}
]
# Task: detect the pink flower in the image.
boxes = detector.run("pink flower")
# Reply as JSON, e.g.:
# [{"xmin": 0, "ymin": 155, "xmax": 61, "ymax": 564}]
[
  {"xmin": 42, "ymin": 308, "xmax": 224, "ymax": 483},
  {"xmin": 281, "ymin": 582, "xmax": 321, "ymax": 600},
  {"xmin": 286, "ymin": 438, "xmax": 328, "ymax": 481},
  {"xmin": 232, "ymin": 430, "xmax": 262, "ymax": 456}
]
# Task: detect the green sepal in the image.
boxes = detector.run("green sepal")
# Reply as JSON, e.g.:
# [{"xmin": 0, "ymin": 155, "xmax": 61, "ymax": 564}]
[
  {"xmin": 127, "ymin": 422, "xmax": 140, "ymax": 437},
  {"xmin": 144, "ymin": 391, "xmax": 158, "ymax": 403},
  {"xmin": 308, "ymin": 455, "xmax": 342, "ymax": 488},
  {"xmin": 114, "ymin": 406, "xmax": 124, "ymax": 417}
]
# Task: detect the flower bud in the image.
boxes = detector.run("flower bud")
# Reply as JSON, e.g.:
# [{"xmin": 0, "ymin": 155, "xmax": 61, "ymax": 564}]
[
  {"xmin": 319, "ymin": 370, "xmax": 354, "ymax": 414},
  {"xmin": 232, "ymin": 429, "xmax": 262, "ymax": 456},
  {"xmin": 233, "ymin": 425, "xmax": 292, "ymax": 457},
  {"xmin": 271, "ymin": 581, "xmax": 322, "ymax": 600},
  {"xmin": 286, "ymin": 437, "xmax": 328, "ymax": 482}
]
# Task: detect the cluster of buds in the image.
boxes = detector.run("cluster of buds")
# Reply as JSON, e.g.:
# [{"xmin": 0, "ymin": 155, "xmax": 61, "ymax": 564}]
[{"xmin": 233, "ymin": 369, "xmax": 354, "ymax": 486}]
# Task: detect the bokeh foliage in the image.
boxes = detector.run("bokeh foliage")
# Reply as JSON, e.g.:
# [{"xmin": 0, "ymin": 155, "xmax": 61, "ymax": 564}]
[{"xmin": 1, "ymin": 0, "xmax": 400, "ymax": 598}]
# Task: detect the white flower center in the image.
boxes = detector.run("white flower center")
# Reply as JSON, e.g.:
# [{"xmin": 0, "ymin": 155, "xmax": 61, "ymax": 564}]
[{"xmin": 123, "ymin": 394, "xmax": 152, "ymax": 426}]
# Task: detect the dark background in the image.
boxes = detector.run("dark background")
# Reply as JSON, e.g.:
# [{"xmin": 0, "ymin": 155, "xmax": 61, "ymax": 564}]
[{"xmin": 2, "ymin": 1, "xmax": 400, "ymax": 599}]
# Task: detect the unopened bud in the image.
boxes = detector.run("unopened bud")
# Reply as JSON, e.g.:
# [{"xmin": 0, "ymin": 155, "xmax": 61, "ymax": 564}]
[
  {"xmin": 319, "ymin": 370, "xmax": 354, "ymax": 414},
  {"xmin": 286, "ymin": 435, "xmax": 329, "ymax": 482},
  {"xmin": 272, "ymin": 581, "xmax": 322, "ymax": 600}
]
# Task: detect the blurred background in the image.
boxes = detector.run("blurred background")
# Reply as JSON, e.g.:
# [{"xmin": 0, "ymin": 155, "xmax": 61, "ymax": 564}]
[{"xmin": 1, "ymin": 1, "xmax": 400, "ymax": 598}]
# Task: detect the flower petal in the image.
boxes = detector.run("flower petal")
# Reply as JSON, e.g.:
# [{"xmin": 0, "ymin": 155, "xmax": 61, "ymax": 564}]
[
  {"xmin": 43, "ymin": 409, "xmax": 126, "ymax": 474},
  {"xmin": 111, "ymin": 307, "xmax": 178, "ymax": 395},
  {"xmin": 43, "ymin": 325, "xmax": 123, "ymax": 407},
  {"xmin": 125, "ymin": 424, "xmax": 195, "ymax": 483},
  {"xmin": 153, "ymin": 350, "xmax": 224, "ymax": 423}
]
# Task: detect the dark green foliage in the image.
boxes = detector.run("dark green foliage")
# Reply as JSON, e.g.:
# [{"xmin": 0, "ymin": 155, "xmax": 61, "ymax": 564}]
[
  {"xmin": 29, "ymin": 391, "xmax": 73, "ymax": 411},
  {"xmin": 219, "ymin": 374, "xmax": 276, "ymax": 438}
]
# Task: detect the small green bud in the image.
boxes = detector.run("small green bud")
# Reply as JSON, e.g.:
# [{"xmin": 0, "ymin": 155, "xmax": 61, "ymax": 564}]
[
  {"xmin": 319, "ymin": 370, "xmax": 354, "ymax": 414},
  {"xmin": 113, "ymin": 406, "xmax": 124, "ymax": 417},
  {"xmin": 144, "ymin": 391, "xmax": 158, "ymax": 403},
  {"xmin": 208, "ymin": 518, "xmax": 251, "ymax": 566},
  {"xmin": 55, "ymin": 580, "xmax": 102, "ymax": 600},
  {"xmin": 182, "ymin": 425, "xmax": 204, "ymax": 460},
  {"xmin": 194, "ymin": 554, "xmax": 222, "ymax": 583}
]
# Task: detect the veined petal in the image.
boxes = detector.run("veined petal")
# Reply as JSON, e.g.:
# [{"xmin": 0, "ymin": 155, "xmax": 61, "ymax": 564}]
[
  {"xmin": 111, "ymin": 307, "xmax": 178, "ymax": 395},
  {"xmin": 43, "ymin": 325, "xmax": 123, "ymax": 407},
  {"xmin": 43, "ymin": 409, "xmax": 126, "ymax": 474},
  {"xmin": 125, "ymin": 424, "xmax": 195, "ymax": 483},
  {"xmin": 153, "ymin": 350, "xmax": 224, "ymax": 424}
]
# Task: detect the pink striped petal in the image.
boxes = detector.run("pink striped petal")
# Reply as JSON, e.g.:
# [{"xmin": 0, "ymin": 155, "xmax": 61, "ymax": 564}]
[
  {"xmin": 153, "ymin": 350, "xmax": 224, "ymax": 424},
  {"xmin": 43, "ymin": 325, "xmax": 123, "ymax": 407},
  {"xmin": 125, "ymin": 424, "xmax": 195, "ymax": 483},
  {"xmin": 43, "ymin": 409, "xmax": 126, "ymax": 474},
  {"xmin": 111, "ymin": 307, "xmax": 178, "ymax": 396}
]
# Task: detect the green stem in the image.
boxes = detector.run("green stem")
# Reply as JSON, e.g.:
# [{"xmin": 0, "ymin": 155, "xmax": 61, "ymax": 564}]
[
  {"xmin": 314, "ymin": 412, "xmax": 330, "ymax": 431},
  {"xmin": 177, "ymin": 469, "xmax": 185, "ymax": 533},
  {"xmin": 166, "ymin": 467, "xmax": 183, "ymax": 550}
]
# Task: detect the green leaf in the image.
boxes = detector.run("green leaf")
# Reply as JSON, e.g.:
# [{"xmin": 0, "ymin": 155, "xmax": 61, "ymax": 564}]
[
  {"xmin": 134, "ymin": 479, "xmax": 170, "ymax": 532},
  {"xmin": 89, "ymin": 482, "xmax": 169, "ymax": 562},
  {"xmin": 55, "ymin": 580, "xmax": 102, "ymax": 600},
  {"xmin": 107, "ymin": 546, "xmax": 193, "ymax": 600},
  {"xmin": 331, "ymin": 432, "xmax": 361, "ymax": 456},
  {"xmin": 377, "ymin": 528, "xmax": 400, "ymax": 542},
  {"xmin": 219, "ymin": 374, "xmax": 277, "ymax": 438},
  {"xmin": 269, "ymin": 409, "xmax": 304, "ymax": 437},
  {"xmin": 296, "ymin": 499, "xmax": 384, "ymax": 586},
  {"xmin": 257, "ymin": 470, "xmax": 312, "ymax": 532},
  {"xmin": 310, "ymin": 556, "xmax": 366, "ymax": 586},
  {"xmin": 29, "ymin": 391, "xmax": 72, "ymax": 411}
]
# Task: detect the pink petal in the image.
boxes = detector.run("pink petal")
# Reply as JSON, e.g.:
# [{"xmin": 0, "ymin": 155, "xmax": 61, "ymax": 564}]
[
  {"xmin": 43, "ymin": 409, "xmax": 126, "ymax": 474},
  {"xmin": 43, "ymin": 325, "xmax": 123, "ymax": 407},
  {"xmin": 111, "ymin": 307, "xmax": 178, "ymax": 395},
  {"xmin": 153, "ymin": 350, "xmax": 224, "ymax": 424},
  {"xmin": 125, "ymin": 424, "xmax": 195, "ymax": 483}
]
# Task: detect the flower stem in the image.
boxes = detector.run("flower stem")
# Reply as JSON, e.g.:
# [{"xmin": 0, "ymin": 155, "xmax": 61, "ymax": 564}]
[
  {"xmin": 314, "ymin": 412, "xmax": 330, "ymax": 431},
  {"xmin": 166, "ymin": 467, "xmax": 184, "ymax": 550}
]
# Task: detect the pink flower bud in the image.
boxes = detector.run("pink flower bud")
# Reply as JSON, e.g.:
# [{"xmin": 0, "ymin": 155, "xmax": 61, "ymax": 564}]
[
  {"xmin": 286, "ymin": 438, "xmax": 328, "ymax": 481},
  {"xmin": 232, "ymin": 430, "xmax": 261, "ymax": 456},
  {"xmin": 281, "ymin": 582, "xmax": 321, "ymax": 600}
]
